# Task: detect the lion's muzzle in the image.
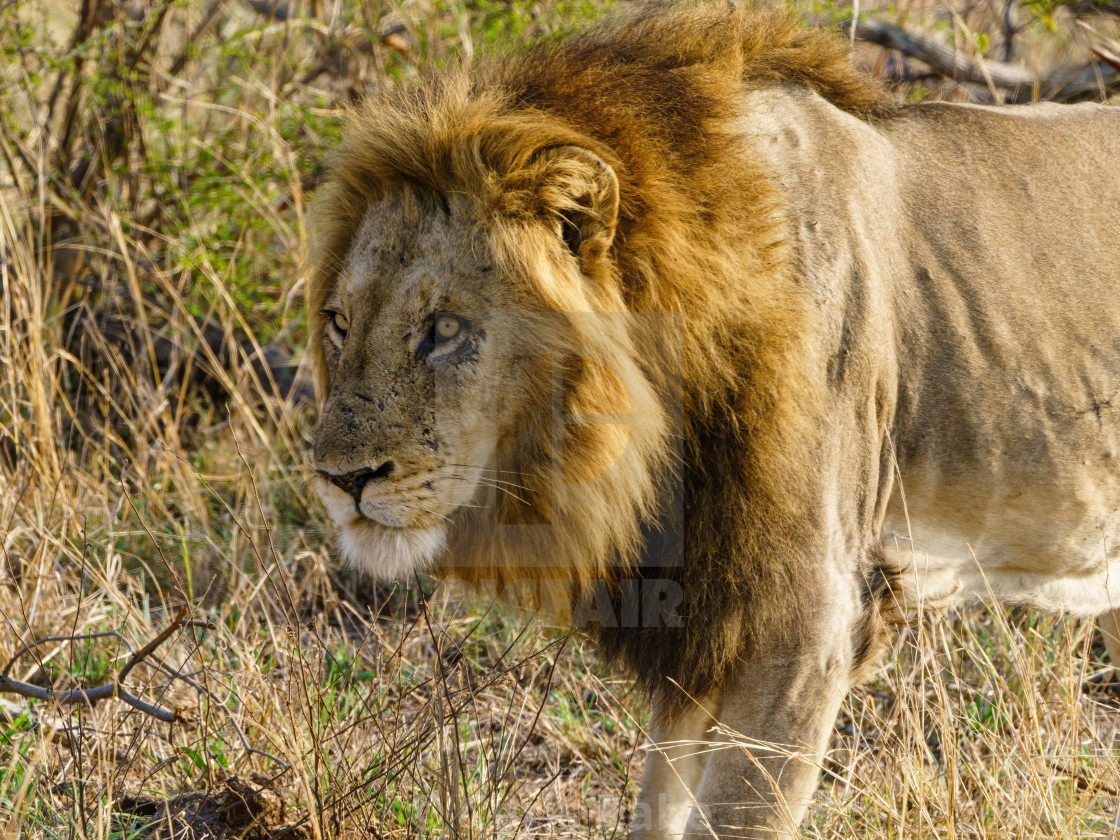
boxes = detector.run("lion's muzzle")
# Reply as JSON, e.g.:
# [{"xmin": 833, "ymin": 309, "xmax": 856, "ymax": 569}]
[{"xmin": 317, "ymin": 462, "xmax": 395, "ymax": 508}]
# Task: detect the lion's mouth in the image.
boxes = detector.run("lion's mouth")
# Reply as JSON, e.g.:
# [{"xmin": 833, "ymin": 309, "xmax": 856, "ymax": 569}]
[{"xmin": 314, "ymin": 473, "xmax": 445, "ymax": 529}]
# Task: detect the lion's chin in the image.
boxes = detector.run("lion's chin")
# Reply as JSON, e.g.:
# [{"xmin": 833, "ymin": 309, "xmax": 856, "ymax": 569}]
[
  {"xmin": 337, "ymin": 517, "xmax": 447, "ymax": 580},
  {"xmin": 315, "ymin": 475, "xmax": 448, "ymax": 579}
]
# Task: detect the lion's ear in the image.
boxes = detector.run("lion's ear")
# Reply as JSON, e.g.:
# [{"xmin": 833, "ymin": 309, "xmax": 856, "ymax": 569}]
[{"xmin": 534, "ymin": 145, "xmax": 620, "ymax": 264}]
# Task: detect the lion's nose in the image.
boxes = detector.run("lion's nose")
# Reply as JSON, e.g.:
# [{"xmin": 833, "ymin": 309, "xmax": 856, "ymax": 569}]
[{"xmin": 317, "ymin": 461, "xmax": 395, "ymax": 504}]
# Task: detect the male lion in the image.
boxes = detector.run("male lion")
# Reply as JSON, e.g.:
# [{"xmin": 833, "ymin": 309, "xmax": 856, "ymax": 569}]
[{"xmin": 308, "ymin": 4, "xmax": 1120, "ymax": 837}]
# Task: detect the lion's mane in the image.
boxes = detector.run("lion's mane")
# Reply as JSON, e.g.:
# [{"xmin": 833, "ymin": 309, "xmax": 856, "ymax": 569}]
[{"xmin": 309, "ymin": 3, "xmax": 892, "ymax": 708}]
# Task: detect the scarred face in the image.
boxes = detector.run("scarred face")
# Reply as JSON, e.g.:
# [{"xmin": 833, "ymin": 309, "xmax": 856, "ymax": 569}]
[
  {"xmin": 311, "ymin": 193, "xmax": 532, "ymax": 578},
  {"xmin": 311, "ymin": 143, "xmax": 644, "ymax": 582}
]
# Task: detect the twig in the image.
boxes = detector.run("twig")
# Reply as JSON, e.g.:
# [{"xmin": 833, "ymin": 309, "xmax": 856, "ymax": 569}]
[
  {"xmin": 0, "ymin": 611, "xmax": 287, "ymax": 768},
  {"xmin": 0, "ymin": 608, "xmax": 193, "ymax": 724},
  {"xmin": 843, "ymin": 17, "xmax": 1120, "ymax": 101},
  {"xmin": 0, "ymin": 663, "xmax": 180, "ymax": 722}
]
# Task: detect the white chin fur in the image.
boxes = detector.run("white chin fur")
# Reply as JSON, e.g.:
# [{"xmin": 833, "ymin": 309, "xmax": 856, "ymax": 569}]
[
  {"xmin": 316, "ymin": 476, "xmax": 446, "ymax": 579},
  {"xmin": 337, "ymin": 518, "xmax": 446, "ymax": 579}
]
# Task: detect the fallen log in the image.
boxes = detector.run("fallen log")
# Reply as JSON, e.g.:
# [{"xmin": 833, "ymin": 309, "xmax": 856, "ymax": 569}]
[{"xmin": 843, "ymin": 17, "xmax": 1120, "ymax": 101}]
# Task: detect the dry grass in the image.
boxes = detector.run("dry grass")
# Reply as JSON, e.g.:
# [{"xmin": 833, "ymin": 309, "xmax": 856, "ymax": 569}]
[
  {"xmin": 818, "ymin": 607, "xmax": 1119, "ymax": 838},
  {"xmin": 0, "ymin": 0, "xmax": 1117, "ymax": 837}
]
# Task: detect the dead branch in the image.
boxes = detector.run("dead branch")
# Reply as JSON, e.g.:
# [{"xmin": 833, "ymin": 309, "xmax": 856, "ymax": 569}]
[
  {"xmin": 0, "ymin": 607, "xmax": 199, "ymax": 723},
  {"xmin": 0, "ymin": 610, "xmax": 290, "ymax": 770},
  {"xmin": 843, "ymin": 17, "xmax": 1120, "ymax": 101}
]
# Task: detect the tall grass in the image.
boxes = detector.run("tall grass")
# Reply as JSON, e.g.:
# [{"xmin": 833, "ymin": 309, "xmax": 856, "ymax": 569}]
[{"xmin": 0, "ymin": 0, "xmax": 1116, "ymax": 837}]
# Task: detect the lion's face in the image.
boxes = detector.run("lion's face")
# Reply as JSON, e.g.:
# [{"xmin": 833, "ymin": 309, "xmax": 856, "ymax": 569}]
[
  {"xmin": 312, "ymin": 194, "xmax": 542, "ymax": 577},
  {"xmin": 310, "ymin": 142, "xmax": 670, "ymax": 582}
]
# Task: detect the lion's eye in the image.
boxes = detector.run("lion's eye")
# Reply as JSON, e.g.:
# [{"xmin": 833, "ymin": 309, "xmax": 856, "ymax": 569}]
[
  {"xmin": 329, "ymin": 310, "xmax": 349, "ymax": 336},
  {"xmin": 434, "ymin": 314, "xmax": 461, "ymax": 342}
]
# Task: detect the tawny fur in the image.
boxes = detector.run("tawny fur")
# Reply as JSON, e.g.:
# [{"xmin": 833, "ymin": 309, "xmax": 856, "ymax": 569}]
[{"xmin": 309, "ymin": 4, "xmax": 894, "ymax": 709}]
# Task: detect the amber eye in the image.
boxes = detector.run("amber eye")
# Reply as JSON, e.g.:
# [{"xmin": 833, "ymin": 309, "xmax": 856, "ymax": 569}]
[
  {"xmin": 328, "ymin": 310, "xmax": 349, "ymax": 336},
  {"xmin": 434, "ymin": 313, "xmax": 461, "ymax": 342}
]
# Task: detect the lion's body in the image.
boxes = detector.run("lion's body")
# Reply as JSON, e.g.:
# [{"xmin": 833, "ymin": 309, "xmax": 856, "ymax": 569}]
[
  {"xmin": 881, "ymin": 102, "xmax": 1120, "ymax": 613},
  {"xmin": 308, "ymin": 5, "xmax": 1120, "ymax": 836},
  {"xmin": 747, "ymin": 89, "xmax": 1120, "ymax": 617}
]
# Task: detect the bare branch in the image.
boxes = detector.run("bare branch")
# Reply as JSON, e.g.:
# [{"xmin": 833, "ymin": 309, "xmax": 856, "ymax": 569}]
[
  {"xmin": 117, "ymin": 606, "xmax": 189, "ymax": 683},
  {"xmin": 0, "ymin": 608, "xmax": 194, "ymax": 724},
  {"xmin": 0, "ymin": 611, "xmax": 286, "ymax": 769},
  {"xmin": 843, "ymin": 17, "xmax": 1120, "ymax": 101},
  {"xmin": 0, "ymin": 666, "xmax": 180, "ymax": 722}
]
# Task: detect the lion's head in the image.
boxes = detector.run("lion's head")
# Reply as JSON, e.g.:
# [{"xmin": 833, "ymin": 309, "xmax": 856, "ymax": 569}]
[{"xmin": 309, "ymin": 95, "xmax": 670, "ymax": 585}]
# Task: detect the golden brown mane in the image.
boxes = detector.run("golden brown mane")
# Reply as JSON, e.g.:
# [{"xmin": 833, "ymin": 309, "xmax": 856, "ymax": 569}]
[{"xmin": 309, "ymin": 2, "xmax": 891, "ymax": 705}]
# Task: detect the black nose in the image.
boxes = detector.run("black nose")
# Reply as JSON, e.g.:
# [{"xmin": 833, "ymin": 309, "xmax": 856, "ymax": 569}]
[{"xmin": 318, "ymin": 461, "xmax": 395, "ymax": 505}]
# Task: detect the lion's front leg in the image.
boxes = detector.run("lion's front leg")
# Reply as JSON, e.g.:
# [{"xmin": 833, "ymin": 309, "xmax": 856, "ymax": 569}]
[
  {"xmin": 631, "ymin": 693, "xmax": 723, "ymax": 840},
  {"xmin": 682, "ymin": 608, "xmax": 857, "ymax": 838}
]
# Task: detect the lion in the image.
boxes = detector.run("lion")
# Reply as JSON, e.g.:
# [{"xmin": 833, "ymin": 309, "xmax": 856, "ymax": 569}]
[{"xmin": 307, "ymin": 4, "xmax": 1120, "ymax": 837}]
